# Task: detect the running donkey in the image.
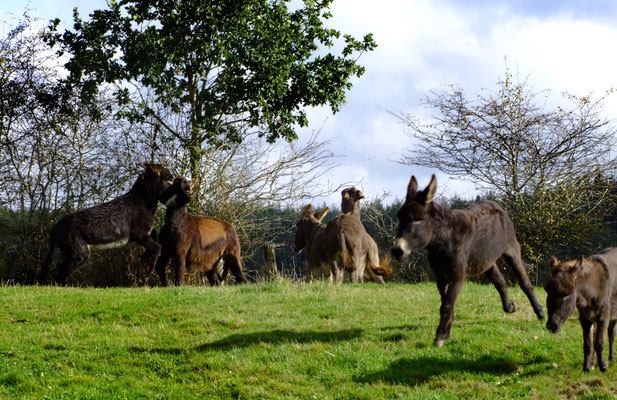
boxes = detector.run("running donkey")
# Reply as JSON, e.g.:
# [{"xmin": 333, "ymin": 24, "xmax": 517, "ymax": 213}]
[{"xmin": 391, "ymin": 174, "xmax": 545, "ymax": 347}]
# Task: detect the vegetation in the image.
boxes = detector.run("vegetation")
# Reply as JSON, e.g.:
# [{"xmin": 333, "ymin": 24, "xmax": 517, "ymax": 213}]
[
  {"xmin": 46, "ymin": 0, "xmax": 376, "ymax": 201},
  {"xmin": 1, "ymin": 282, "xmax": 616, "ymax": 399},
  {"xmin": 393, "ymin": 66, "xmax": 617, "ymax": 282}
]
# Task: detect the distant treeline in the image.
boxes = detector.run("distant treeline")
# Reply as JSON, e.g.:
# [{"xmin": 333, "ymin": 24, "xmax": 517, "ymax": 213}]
[{"xmin": 2, "ymin": 177, "xmax": 615, "ymax": 286}]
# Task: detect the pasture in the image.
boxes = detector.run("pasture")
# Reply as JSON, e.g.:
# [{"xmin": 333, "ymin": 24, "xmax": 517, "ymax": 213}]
[{"xmin": 1, "ymin": 282, "xmax": 616, "ymax": 399}]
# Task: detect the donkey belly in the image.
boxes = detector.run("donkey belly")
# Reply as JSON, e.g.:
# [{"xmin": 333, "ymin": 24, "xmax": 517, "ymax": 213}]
[
  {"xmin": 89, "ymin": 238, "xmax": 130, "ymax": 251},
  {"xmin": 81, "ymin": 221, "xmax": 131, "ymax": 247}
]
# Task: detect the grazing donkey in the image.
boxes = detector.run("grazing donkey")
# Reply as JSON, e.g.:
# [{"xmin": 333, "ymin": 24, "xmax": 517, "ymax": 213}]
[
  {"xmin": 545, "ymin": 248, "xmax": 617, "ymax": 372},
  {"xmin": 341, "ymin": 187, "xmax": 392, "ymax": 284},
  {"xmin": 40, "ymin": 163, "xmax": 174, "ymax": 285},
  {"xmin": 391, "ymin": 174, "xmax": 545, "ymax": 347},
  {"xmin": 151, "ymin": 177, "xmax": 247, "ymax": 286}
]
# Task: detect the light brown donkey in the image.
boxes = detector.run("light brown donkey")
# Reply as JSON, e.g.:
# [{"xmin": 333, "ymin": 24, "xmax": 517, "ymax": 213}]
[
  {"xmin": 295, "ymin": 202, "xmax": 390, "ymax": 283},
  {"xmin": 341, "ymin": 187, "xmax": 392, "ymax": 283}
]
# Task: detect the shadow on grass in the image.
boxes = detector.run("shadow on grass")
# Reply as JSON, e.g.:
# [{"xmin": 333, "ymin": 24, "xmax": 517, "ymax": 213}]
[
  {"xmin": 197, "ymin": 328, "xmax": 364, "ymax": 351},
  {"xmin": 356, "ymin": 355, "xmax": 525, "ymax": 386},
  {"xmin": 130, "ymin": 328, "xmax": 363, "ymax": 354}
]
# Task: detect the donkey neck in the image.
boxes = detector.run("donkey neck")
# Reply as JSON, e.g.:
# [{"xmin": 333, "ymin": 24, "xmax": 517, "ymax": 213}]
[
  {"xmin": 304, "ymin": 222, "xmax": 324, "ymax": 249},
  {"xmin": 130, "ymin": 180, "xmax": 159, "ymax": 210},
  {"xmin": 576, "ymin": 258, "xmax": 610, "ymax": 303},
  {"xmin": 424, "ymin": 202, "xmax": 456, "ymax": 247},
  {"xmin": 165, "ymin": 205, "xmax": 189, "ymax": 229},
  {"xmin": 342, "ymin": 201, "xmax": 361, "ymax": 216}
]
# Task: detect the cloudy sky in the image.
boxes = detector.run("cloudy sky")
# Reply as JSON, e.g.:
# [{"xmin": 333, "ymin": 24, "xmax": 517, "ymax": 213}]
[{"xmin": 3, "ymin": 0, "xmax": 617, "ymax": 207}]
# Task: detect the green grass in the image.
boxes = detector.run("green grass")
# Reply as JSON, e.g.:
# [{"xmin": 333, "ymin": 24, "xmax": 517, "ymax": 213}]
[{"xmin": 0, "ymin": 282, "xmax": 616, "ymax": 399}]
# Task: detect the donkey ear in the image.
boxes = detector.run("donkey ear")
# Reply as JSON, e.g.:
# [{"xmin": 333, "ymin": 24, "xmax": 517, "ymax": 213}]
[
  {"xmin": 572, "ymin": 256, "xmax": 584, "ymax": 277},
  {"xmin": 303, "ymin": 204, "xmax": 314, "ymax": 216},
  {"xmin": 356, "ymin": 190, "xmax": 365, "ymax": 200},
  {"xmin": 406, "ymin": 175, "xmax": 418, "ymax": 199},
  {"xmin": 342, "ymin": 189, "xmax": 350, "ymax": 200},
  {"xmin": 549, "ymin": 255, "xmax": 560, "ymax": 270},
  {"xmin": 314, "ymin": 207, "xmax": 330, "ymax": 222},
  {"xmin": 423, "ymin": 174, "xmax": 437, "ymax": 204}
]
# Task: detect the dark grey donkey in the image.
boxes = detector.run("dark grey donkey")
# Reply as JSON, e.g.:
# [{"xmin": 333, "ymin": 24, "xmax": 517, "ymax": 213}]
[
  {"xmin": 39, "ymin": 163, "xmax": 174, "ymax": 285},
  {"xmin": 391, "ymin": 174, "xmax": 545, "ymax": 347}
]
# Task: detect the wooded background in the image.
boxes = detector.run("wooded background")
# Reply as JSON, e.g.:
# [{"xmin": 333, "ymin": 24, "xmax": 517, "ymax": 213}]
[{"xmin": 1, "ymin": 6, "xmax": 616, "ymax": 286}]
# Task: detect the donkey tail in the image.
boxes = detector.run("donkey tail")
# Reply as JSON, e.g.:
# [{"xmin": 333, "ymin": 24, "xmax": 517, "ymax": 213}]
[
  {"xmin": 372, "ymin": 254, "xmax": 394, "ymax": 277},
  {"xmin": 39, "ymin": 235, "xmax": 55, "ymax": 284}
]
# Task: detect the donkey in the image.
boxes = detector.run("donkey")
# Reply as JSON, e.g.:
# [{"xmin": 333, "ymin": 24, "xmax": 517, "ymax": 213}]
[
  {"xmin": 391, "ymin": 174, "xmax": 545, "ymax": 347},
  {"xmin": 545, "ymin": 248, "xmax": 617, "ymax": 371},
  {"xmin": 151, "ymin": 177, "xmax": 247, "ymax": 286},
  {"xmin": 341, "ymin": 187, "xmax": 392, "ymax": 284},
  {"xmin": 39, "ymin": 163, "xmax": 174, "ymax": 285},
  {"xmin": 294, "ymin": 205, "xmax": 333, "ymax": 281}
]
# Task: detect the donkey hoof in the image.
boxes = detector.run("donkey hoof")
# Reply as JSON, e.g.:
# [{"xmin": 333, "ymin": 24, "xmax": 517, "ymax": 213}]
[
  {"xmin": 506, "ymin": 302, "xmax": 518, "ymax": 313},
  {"xmin": 433, "ymin": 339, "xmax": 445, "ymax": 348}
]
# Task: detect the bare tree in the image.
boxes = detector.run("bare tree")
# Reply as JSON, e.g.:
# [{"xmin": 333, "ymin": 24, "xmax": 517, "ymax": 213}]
[{"xmin": 392, "ymin": 66, "xmax": 617, "ymax": 282}]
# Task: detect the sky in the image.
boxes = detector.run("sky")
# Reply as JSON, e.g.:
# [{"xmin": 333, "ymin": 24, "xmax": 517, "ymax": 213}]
[{"xmin": 3, "ymin": 0, "xmax": 617, "ymax": 208}]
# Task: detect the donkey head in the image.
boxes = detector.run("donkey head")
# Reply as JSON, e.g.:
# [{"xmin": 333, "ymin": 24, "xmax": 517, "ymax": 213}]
[
  {"xmin": 544, "ymin": 255, "xmax": 581, "ymax": 333},
  {"xmin": 135, "ymin": 162, "xmax": 175, "ymax": 202},
  {"xmin": 294, "ymin": 204, "xmax": 329, "ymax": 253},
  {"xmin": 391, "ymin": 174, "xmax": 437, "ymax": 261},
  {"xmin": 341, "ymin": 187, "xmax": 365, "ymax": 214},
  {"xmin": 162, "ymin": 177, "xmax": 194, "ymax": 209}
]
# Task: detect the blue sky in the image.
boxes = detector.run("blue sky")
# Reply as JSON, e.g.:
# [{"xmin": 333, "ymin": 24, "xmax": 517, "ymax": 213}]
[{"xmin": 3, "ymin": 0, "xmax": 617, "ymax": 207}]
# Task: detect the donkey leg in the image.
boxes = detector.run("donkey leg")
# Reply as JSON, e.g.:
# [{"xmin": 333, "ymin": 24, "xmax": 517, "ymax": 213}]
[
  {"xmin": 223, "ymin": 253, "xmax": 247, "ymax": 284},
  {"xmin": 581, "ymin": 317, "xmax": 595, "ymax": 371},
  {"xmin": 484, "ymin": 265, "xmax": 517, "ymax": 313},
  {"xmin": 154, "ymin": 252, "xmax": 171, "ymax": 287},
  {"xmin": 595, "ymin": 319, "xmax": 609, "ymax": 371},
  {"xmin": 349, "ymin": 268, "xmax": 363, "ymax": 283},
  {"xmin": 134, "ymin": 234, "xmax": 162, "ymax": 273},
  {"xmin": 57, "ymin": 240, "xmax": 90, "ymax": 286},
  {"xmin": 331, "ymin": 261, "xmax": 343, "ymax": 284},
  {"xmin": 503, "ymin": 248, "xmax": 545, "ymax": 319},
  {"xmin": 205, "ymin": 267, "xmax": 222, "ymax": 286},
  {"xmin": 172, "ymin": 253, "xmax": 187, "ymax": 286},
  {"xmin": 608, "ymin": 320, "xmax": 617, "ymax": 363},
  {"xmin": 434, "ymin": 275, "xmax": 465, "ymax": 347}
]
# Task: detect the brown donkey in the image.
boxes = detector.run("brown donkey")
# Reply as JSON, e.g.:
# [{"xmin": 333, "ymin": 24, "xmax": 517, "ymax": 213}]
[
  {"xmin": 293, "ymin": 205, "xmax": 334, "ymax": 281},
  {"xmin": 151, "ymin": 177, "xmax": 247, "ymax": 286},
  {"xmin": 40, "ymin": 163, "xmax": 174, "ymax": 285},
  {"xmin": 545, "ymin": 248, "xmax": 617, "ymax": 371},
  {"xmin": 391, "ymin": 174, "xmax": 545, "ymax": 347},
  {"xmin": 341, "ymin": 187, "xmax": 392, "ymax": 283}
]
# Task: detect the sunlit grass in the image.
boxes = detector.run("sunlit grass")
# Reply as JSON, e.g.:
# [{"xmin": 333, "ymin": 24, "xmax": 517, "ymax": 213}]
[{"xmin": 0, "ymin": 282, "xmax": 615, "ymax": 399}]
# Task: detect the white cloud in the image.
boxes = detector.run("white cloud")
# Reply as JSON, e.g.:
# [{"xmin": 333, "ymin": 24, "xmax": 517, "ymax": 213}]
[
  {"xmin": 6, "ymin": 0, "xmax": 617, "ymax": 208},
  {"xmin": 303, "ymin": 0, "xmax": 617, "ymax": 208}
]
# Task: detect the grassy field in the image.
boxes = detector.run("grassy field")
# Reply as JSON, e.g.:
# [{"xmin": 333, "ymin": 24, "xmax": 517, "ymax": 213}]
[{"xmin": 0, "ymin": 281, "xmax": 616, "ymax": 399}]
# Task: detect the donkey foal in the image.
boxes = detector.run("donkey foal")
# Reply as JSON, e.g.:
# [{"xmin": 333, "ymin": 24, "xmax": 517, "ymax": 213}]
[
  {"xmin": 545, "ymin": 248, "xmax": 617, "ymax": 371},
  {"xmin": 391, "ymin": 174, "xmax": 545, "ymax": 347}
]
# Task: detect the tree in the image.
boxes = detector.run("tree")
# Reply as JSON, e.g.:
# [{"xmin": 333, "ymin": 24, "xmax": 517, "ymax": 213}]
[
  {"xmin": 393, "ymin": 67, "xmax": 617, "ymax": 282},
  {"xmin": 0, "ymin": 15, "xmax": 143, "ymax": 284},
  {"xmin": 46, "ymin": 0, "xmax": 376, "ymax": 200},
  {"xmin": 392, "ymin": 67, "xmax": 616, "ymax": 199}
]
